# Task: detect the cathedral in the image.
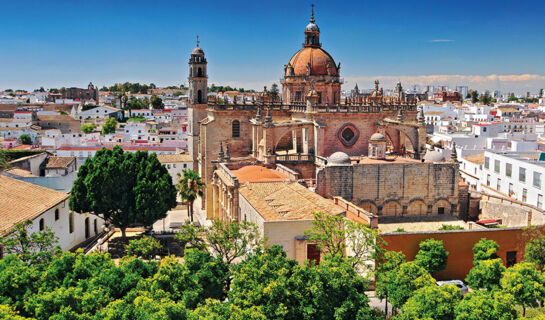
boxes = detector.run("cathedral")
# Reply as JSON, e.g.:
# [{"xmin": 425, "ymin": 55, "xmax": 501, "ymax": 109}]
[{"xmin": 187, "ymin": 10, "xmax": 461, "ymax": 225}]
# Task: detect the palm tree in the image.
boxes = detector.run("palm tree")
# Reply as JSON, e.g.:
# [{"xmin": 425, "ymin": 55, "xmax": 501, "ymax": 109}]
[{"xmin": 177, "ymin": 169, "xmax": 205, "ymax": 223}]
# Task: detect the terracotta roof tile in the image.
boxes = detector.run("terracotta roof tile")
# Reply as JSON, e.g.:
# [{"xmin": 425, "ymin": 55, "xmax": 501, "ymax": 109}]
[
  {"xmin": 231, "ymin": 165, "xmax": 289, "ymax": 183},
  {"xmin": 45, "ymin": 156, "xmax": 76, "ymax": 169},
  {"xmin": 156, "ymin": 154, "xmax": 192, "ymax": 163},
  {"xmin": 0, "ymin": 176, "xmax": 68, "ymax": 235},
  {"xmin": 239, "ymin": 181, "xmax": 345, "ymax": 221}
]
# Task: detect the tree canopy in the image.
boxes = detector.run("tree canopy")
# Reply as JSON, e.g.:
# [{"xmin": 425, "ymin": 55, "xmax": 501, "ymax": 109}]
[
  {"xmin": 414, "ymin": 238, "xmax": 449, "ymax": 273},
  {"xmin": 101, "ymin": 117, "xmax": 117, "ymax": 135},
  {"xmin": 472, "ymin": 238, "xmax": 499, "ymax": 263},
  {"xmin": 69, "ymin": 146, "xmax": 177, "ymax": 238}
]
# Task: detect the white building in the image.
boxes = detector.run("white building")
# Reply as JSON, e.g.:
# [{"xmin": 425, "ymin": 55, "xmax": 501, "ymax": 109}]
[
  {"xmin": 481, "ymin": 151, "xmax": 545, "ymax": 209},
  {"xmin": 156, "ymin": 153, "xmax": 193, "ymax": 184},
  {"xmin": 0, "ymin": 175, "xmax": 105, "ymax": 253},
  {"xmin": 75, "ymin": 105, "xmax": 121, "ymax": 120}
]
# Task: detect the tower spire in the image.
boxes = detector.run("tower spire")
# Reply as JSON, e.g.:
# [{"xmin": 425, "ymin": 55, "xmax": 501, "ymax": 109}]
[
  {"xmin": 196, "ymin": 34, "xmax": 200, "ymax": 47},
  {"xmin": 310, "ymin": 4, "xmax": 315, "ymax": 23}
]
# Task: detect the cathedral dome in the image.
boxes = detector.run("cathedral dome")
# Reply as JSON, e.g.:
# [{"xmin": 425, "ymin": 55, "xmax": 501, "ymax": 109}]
[
  {"xmin": 305, "ymin": 22, "xmax": 320, "ymax": 32},
  {"xmin": 370, "ymin": 132, "xmax": 386, "ymax": 142},
  {"xmin": 286, "ymin": 47, "xmax": 337, "ymax": 77},
  {"xmin": 327, "ymin": 152, "xmax": 351, "ymax": 165},
  {"xmin": 192, "ymin": 46, "xmax": 204, "ymax": 55}
]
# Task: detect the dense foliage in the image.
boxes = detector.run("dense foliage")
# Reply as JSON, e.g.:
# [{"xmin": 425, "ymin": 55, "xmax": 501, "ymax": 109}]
[
  {"xmin": 414, "ymin": 238, "xmax": 449, "ymax": 273},
  {"xmin": 69, "ymin": 146, "xmax": 177, "ymax": 238},
  {"xmin": 0, "ymin": 246, "xmax": 381, "ymax": 320},
  {"xmin": 101, "ymin": 118, "xmax": 117, "ymax": 135}
]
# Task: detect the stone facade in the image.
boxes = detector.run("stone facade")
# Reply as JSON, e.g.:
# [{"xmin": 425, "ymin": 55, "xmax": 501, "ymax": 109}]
[{"xmin": 316, "ymin": 161, "xmax": 460, "ymax": 217}]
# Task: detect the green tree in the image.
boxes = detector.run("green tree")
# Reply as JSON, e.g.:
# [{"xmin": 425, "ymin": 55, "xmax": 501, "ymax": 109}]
[
  {"xmin": 376, "ymin": 250, "xmax": 406, "ymax": 315},
  {"xmin": 396, "ymin": 284, "xmax": 461, "ymax": 320},
  {"xmin": 465, "ymin": 258, "xmax": 505, "ymax": 291},
  {"xmin": 508, "ymin": 93, "xmax": 518, "ymax": 102},
  {"xmin": 501, "ymin": 262, "xmax": 545, "ymax": 317},
  {"xmin": 388, "ymin": 261, "xmax": 436, "ymax": 310},
  {"xmin": 304, "ymin": 211, "xmax": 346, "ymax": 257},
  {"xmin": 207, "ymin": 220, "xmax": 264, "ymax": 265},
  {"xmin": 174, "ymin": 221, "xmax": 206, "ymax": 255},
  {"xmin": 18, "ymin": 134, "xmax": 31, "ymax": 145},
  {"xmin": 269, "ymin": 83, "xmax": 279, "ymax": 101},
  {"xmin": 304, "ymin": 211, "xmax": 380, "ymax": 270},
  {"xmin": 151, "ymin": 95, "xmax": 164, "ymax": 109},
  {"xmin": 102, "ymin": 117, "xmax": 117, "ymax": 135},
  {"xmin": 177, "ymin": 169, "xmax": 205, "ymax": 223},
  {"xmin": 480, "ymin": 91, "xmax": 492, "ymax": 105},
  {"xmin": 0, "ymin": 220, "xmax": 60, "ymax": 265},
  {"xmin": 69, "ymin": 146, "xmax": 177, "ymax": 238},
  {"xmin": 524, "ymin": 227, "xmax": 545, "ymax": 269},
  {"xmin": 81, "ymin": 123, "xmax": 97, "ymax": 133},
  {"xmin": 125, "ymin": 236, "xmax": 162, "ymax": 260},
  {"xmin": 472, "ymin": 238, "xmax": 499, "ymax": 263},
  {"xmin": 471, "ymin": 90, "xmax": 479, "ymax": 103},
  {"xmin": 414, "ymin": 238, "xmax": 449, "ymax": 273},
  {"xmin": 229, "ymin": 246, "xmax": 376, "ymax": 320},
  {"xmin": 454, "ymin": 290, "xmax": 517, "ymax": 320}
]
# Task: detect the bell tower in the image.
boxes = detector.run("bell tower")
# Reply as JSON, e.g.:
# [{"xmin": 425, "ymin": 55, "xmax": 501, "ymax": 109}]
[
  {"xmin": 188, "ymin": 36, "xmax": 207, "ymax": 104},
  {"xmin": 188, "ymin": 36, "xmax": 209, "ymax": 168}
]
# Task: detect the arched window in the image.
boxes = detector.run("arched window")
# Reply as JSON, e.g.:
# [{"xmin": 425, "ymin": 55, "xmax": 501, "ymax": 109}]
[
  {"xmin": 85, "ymin": 218, "xmax": 90, "ymax": 239},
  {"xmin": 197, "ymin": 67, "xmax": 203, "ymax": 77},
  {"xmin": 197, "ymin": 90, "xmax": 202, "ymax": 103},
  {"xmin": 232, "ymin": 120, "xmax": 240, "ymax": 138},
  {"xmin": 55, "ymin": 209, "xmax": 59, "ymax": 221},
  {"xmin": 39, "ymin": 218, "xmax": 44, "ymax": 231}
]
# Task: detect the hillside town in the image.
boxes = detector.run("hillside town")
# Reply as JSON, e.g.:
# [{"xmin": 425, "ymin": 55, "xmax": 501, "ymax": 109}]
[{"xmin": 2, "ymin": 4, "xmax": 545, "ymax": 320}]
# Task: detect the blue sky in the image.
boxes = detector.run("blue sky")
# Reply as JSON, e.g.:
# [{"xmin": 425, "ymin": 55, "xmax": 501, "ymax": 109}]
[{"xmin": 1, "ymin": 0, "xmax": 544, "ymax": 93}]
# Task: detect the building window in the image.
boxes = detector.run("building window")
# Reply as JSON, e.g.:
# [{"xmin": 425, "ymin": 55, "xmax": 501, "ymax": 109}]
[
  {"xmin": 506, "ymin": 163, "xmax": 512, "ymax": 177},
  {"xmin": 232, "ymin": 120, "xmax": 240, "ymax": 138},
  {"xmin": 484, "ymin": 156, "xmax": 489, "ymax": 169},
  {"xmin": 520, "ymin": 167, "xmax": 526, "ymax": 182},
  {"xmin": 534, "ymin": 172, "xmax": 542, "ymax": 189},
  {"xmin": 497, "ymin": 178, "xmax": 501, "ymax": 192},
  {"xmin": 506, "ymin": 251, "xmax": 517, "ymax": 267},
  {"xmin": 522, "ymin": 188, "xmax": 527, "ymax": 202},
  {"xmin": 486, "ymin": 174, "xmax": 491, "ymax": 186},
  {"xmin": 55, "ymin": 208, "xmax": 59, "ymax": 221},
  {"xmin": 307, "ymin": 244, "xmax": 321, "ymax": 265},
  {"xmin": 538, "ymin": 194, "xmax": 543, "ymax": 209},
  {"xmin": 39, "ymin": 218, "xmax": 44, "ymax": 231},
  {"xmin": 69, "ymin": 212, "xmax": 74, "ymax": 233},
  {"xmin": 509, "ymin": 183, "xmax": 514, "ymax": 196},
  {"xmin": 183, "ymin": 164, "xmax": 187, "ymax": 168},
  {"xmin": 494, "ymin": 160, "xmax": 500, "ymax": 173},
  {"xmin": 295, "ymin": 91, "xmax": 302, "ymax": 101},
  {"xmin": 438, "ymin": 207, "xmax": 445, "ymax": 215}
]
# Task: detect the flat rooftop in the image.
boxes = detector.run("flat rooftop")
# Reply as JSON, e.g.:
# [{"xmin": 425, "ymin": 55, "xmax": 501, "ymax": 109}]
[{"xmin": 379, "ymin": 220, "xmax": 468, "ymax": 233}]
